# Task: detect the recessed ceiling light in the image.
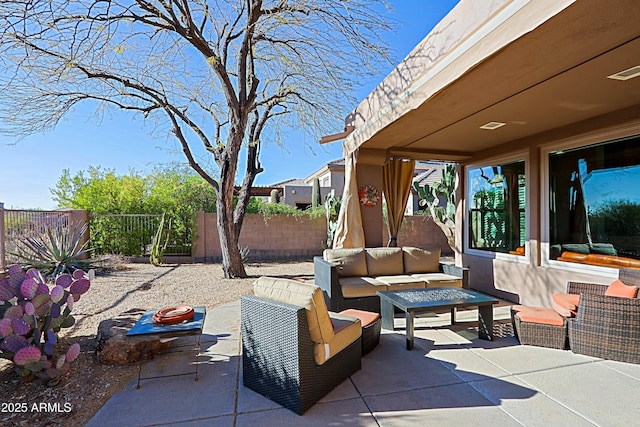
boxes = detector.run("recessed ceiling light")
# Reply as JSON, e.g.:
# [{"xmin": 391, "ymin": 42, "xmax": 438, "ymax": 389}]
[
  {"xmin": 607, "ymin": 65, "xmax": 640, "ymax": 81},
  {"xmin": 479, "ymin": 122, "xmax": 506, "ymax": 130}
]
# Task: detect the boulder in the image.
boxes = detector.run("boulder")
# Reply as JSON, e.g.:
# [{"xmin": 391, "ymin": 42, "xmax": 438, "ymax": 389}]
[{"xmin": 96, "ymin": 308, "xmax": 171, "ymax": 365}]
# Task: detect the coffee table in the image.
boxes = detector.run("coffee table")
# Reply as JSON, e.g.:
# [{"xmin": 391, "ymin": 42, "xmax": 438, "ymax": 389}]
[
  {"xmin": 376, "ymin": 288, "xmax": 499, "ymax": 350},
  {"xmin": 126, "ymin": 306, "xmax": 206, "ymax": 388}
]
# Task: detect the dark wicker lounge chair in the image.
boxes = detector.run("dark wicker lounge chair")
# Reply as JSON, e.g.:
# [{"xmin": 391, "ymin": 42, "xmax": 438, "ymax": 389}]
[
  {"xmin": 567, "ymin": 268, "xmax": 640, "ymax": 364},
  {"xmin": 241, "ymin": 295, "xmax": 362, "ymax": 415}
]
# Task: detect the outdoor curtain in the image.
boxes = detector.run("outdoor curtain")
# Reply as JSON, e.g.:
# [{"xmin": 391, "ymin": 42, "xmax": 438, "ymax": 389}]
[
  {"xmin": 383, "ymin": 159, "xmax": 416, "ymax": 247},
  {"xmin": 333, "ymin": 151, "xmax": 365, "ymax": 249}
]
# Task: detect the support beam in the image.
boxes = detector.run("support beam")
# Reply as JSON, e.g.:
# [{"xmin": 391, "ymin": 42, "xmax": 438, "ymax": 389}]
[{"xmin": 388, "ymin": 148, "xmax": 472, "ymax": 162}]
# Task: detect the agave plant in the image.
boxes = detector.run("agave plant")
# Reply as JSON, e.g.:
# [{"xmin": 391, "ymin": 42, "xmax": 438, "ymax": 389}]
[{"xmin": 10, "ymin": 221, "xmax": 97, "ymax": 278}]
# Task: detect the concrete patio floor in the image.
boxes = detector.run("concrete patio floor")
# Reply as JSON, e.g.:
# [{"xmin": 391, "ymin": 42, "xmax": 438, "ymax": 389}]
[{"xmin": 87, "ymin": 299, "xmax": 640, "ymax": 426}]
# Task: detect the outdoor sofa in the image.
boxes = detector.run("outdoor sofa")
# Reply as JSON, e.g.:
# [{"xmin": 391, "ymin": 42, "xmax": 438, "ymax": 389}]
[
  {"xmin": 241, "ymin": 277, "xmax": 362, "ymax": 415},
  {"xmin": 314, "ymin": 247, "xmax": 469, "ymax": 312}
]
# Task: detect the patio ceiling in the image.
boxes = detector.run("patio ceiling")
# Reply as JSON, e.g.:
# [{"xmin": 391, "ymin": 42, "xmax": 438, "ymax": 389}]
[{"xmin": 347, "ymin": 0, "xmax": 640, "ymax": 161}]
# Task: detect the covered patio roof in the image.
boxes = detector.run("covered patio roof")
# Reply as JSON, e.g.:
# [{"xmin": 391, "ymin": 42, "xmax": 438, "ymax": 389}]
[{"xmin": 342, "ymin": 0, "xmax": 640, "ymax": 161}]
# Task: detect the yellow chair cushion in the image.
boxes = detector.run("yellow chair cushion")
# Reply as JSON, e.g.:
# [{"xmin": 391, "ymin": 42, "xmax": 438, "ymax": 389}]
[
  {"xmin": 253, "ymin": 277, "xmax": 334, "ymax": 345},
  {"xmin": 403, "ymin": 247, "xmax": 441, "ymax": 273},
  {"xmin": 314, "ymin": 312, "xmax": 361, "ymax": 365}
]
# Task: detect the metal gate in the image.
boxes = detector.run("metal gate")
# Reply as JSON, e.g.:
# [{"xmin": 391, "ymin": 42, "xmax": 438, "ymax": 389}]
[
  {"xmin": 3, "ymin": 209, "xmax": 71, "ymax": 265},
  {"xmin": 89, "ymin": 214, "xmax": 161, "ymax": 256},
  {"xmin": 89, "ymin": 214, "xmax": 192, "ymax": 256}
]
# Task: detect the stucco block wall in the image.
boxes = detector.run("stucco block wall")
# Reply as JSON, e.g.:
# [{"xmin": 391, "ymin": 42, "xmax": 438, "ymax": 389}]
[
  {"xmin": 383, "ymin": 216, "xmax": 452, "ymax": 255},
  {"xmin": 194, "ymin": 212, "xmax": 327, "ymax": 262},
  {"xmin": 194, "ymin": 212, "xmax": 452, "ymax": 262}
]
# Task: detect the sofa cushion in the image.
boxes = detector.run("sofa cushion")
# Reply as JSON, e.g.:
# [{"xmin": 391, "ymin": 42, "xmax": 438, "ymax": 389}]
[
  {"xmin": 551, "ymin": 301, "xmax": 574, "ymax": 318},
  {"xmin": 410, "ymin": 273, "xmax": 463, "ymax": 288},
  {"xmin": 375, "ymin": 275, "xmax": 425, "ymax": 291},
  {"xmin": 324, "ymin": 248, "xmax": 368, "ymax": 277},
  {"xmin": 402, "ymin": 247, "xmax": 441, "ymax": 274},
  {"xmin": 551, "ymin": 293, "xmax": 580, "ymax": 317},
  {"xmin": 253, "ymin": 277, "xmax": 334, "ymax": 345},
  {"xmin": 313, "ymin": 312, "xmax": 361, "ymax": 365},
  {"xmin": 605, "ymin": 279, "xmax": 639, "ymax": 298},
  {"xmin": 365, "ymin": 248, "xmax": 404, "ymax": 276},
  {"xmin": 338, "ymin": 276, "xmax": 387, "ymax": 298}
]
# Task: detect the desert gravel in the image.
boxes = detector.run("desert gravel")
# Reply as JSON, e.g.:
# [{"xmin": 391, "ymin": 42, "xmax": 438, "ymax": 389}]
[{"xmin": 72, "ymin": 261, "xmax": 314, "ymax": 338}]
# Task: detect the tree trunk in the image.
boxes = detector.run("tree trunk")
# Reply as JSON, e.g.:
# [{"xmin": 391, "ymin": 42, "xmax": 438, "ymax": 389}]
[
  {"xmin": 438, "ymin": 222, "xmax": 456, "ymax": 254},
  {"xmin": 430, "ymin": 206, "xmax": 456, "ymax": 253},
  {"xmin": 217, "ymin": 199, "xmax": 247, "ymax": 278},
  {"xmin": 216, "ymin": 138, "xmax": 248, "ymax": 278}
]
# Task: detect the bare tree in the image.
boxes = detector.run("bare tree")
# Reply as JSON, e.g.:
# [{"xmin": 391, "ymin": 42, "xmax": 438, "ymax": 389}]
[{"xmin": 0, "ymin": 0, "xmax": 393, "ymax": 277}]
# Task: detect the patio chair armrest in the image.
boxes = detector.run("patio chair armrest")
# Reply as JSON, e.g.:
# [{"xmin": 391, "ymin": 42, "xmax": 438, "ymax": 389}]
[
  {"xmin": 566, "ymin": 281, "xmax": 607, "ymax": 295},
  {"xmin": 440, "ymin": 263, "xmax": 469, "ymax": 289},
  {"xmin": 575, "ymin": 292, "xmax": 640, "ymax": 324},
  {"xmin": 314, "ymin": 256, "xmax": 341, "ymax": 305}
]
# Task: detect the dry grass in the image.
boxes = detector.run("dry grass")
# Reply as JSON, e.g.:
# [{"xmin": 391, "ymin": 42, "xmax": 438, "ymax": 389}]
[{"xmin": 0, "ymin": 261, "xmax": 315, "ymax": 426}]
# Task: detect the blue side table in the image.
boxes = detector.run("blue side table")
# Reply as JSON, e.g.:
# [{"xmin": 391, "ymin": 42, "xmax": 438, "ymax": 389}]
[{"xmin": 126, "ymin": 306, "xmax": 206, "ymax": 388}]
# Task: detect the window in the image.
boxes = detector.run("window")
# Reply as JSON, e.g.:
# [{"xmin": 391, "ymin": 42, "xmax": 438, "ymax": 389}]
[
  {"xmin": 548, "ymin": 135, "xmax": 640, "ymax": 263},
  {"xmin": 468, "ymin": 161, "xmax": 526, "ymax": 254}
]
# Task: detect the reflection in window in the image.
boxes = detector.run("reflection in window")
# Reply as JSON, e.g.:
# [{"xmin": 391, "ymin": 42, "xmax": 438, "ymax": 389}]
[
  {"xmin": 468, "ymin": 161, "xmax": 526, "ymax": 254},
  {"xmin": 549, "ymin": 135, "xmax": 640, "ymax": 263}
]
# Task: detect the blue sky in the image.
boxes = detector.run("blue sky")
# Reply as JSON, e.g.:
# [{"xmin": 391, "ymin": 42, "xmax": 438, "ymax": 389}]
[{"xmin": 0, "ymin": 1, "xmax": 459, "ymax": 209}]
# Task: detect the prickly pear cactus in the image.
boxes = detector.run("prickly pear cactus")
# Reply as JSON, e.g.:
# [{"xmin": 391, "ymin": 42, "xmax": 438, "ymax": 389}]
[
  {"xmin": 0, "ymin": 265, "xmax": 91, "ymax": 383},
  {"xmin": 413, "ymin": 163, "xmax": 457, "ymax": 252}
]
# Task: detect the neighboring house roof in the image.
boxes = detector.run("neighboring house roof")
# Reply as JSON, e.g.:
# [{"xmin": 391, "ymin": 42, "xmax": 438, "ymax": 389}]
[
  {"xmin": 413, "ymin": 168, "xmax": 443, "ymax": 189},
  {"xmin": 304, "ymin": 158, "xmax": 346, "ymax": 184},
  {"xmin": 273, "ymin": 159, "xmax": 446, "ymax": 190},
  {"xmin": 269, "ymin": 178, "xmax": 306, "ymax": 187}
]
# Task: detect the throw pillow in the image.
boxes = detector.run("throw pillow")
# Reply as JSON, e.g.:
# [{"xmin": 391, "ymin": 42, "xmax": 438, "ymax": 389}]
[{"xmin": 605, "ymin": 279, "xmax": 639, "ymax": 298}]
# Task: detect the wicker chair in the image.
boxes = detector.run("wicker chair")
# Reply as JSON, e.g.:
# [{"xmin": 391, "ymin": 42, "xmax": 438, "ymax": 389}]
[
  {"xmin": 567, "ymin": 268, "xmax": 640, "ymax": 364},
  {"xmin": 241, "ymin": 295, "xmax": 362, "ymax": 415}
]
